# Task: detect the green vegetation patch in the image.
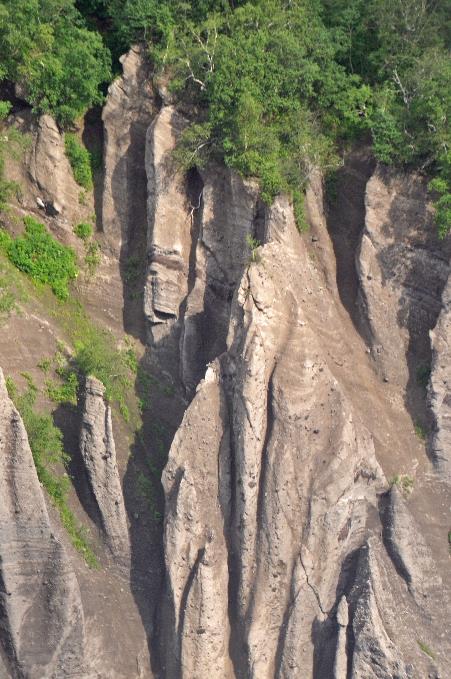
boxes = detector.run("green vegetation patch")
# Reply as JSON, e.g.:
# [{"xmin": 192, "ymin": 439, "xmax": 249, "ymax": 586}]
[
  {"xmin": 4, "ymin": 217, "xmax": 77, "ymax": 300},
  {"xmin": 65, "ymin": 135, "xmax": 93, "ymax": 190},
  {"xmin": 74, "ymin": 222, "xmax": 93, "ymax": 241},
  {"xmin": 417, "ymin": 640, "xmax": 435, "ymax": 660},
  {"xmin": 0, "ymin": 101, "xmax": 29, "ymax": 212},
  {"xmin": 0, "ymin": 0, "xmax": 111, "ymax": 126},
  {"xmin": 416, "ymin": 364, "xmax": 431, "ymax": 389},
  {"xmin": 390, "ymin": 474, "xmax": 414, "ymax": 495},
  {"xmin": 6, "ymin": 374, "xmax": 98, "ymax": 568},
  {"xmin": 84, "ymin": 240, "xmax": 101, "ymax": 275},
  {"xmin": 50, "ymin": 304, "xmax": 137, "ymax": 421},
  {"xmin": 414, "ymin": 423, "xmax": 428, "ymax": 441}
]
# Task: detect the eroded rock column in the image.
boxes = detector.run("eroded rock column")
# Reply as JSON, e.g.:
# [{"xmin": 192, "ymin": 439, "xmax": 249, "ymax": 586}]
[
  {"xmin": 79, "ymin": 376, "xmax": 130, "ymax": 568},
  {"xmin": 0, "ymin": 369, "xmax": 87, "ymax": 679}
]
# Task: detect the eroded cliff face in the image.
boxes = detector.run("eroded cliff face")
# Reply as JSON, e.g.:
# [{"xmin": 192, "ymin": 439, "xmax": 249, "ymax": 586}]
[
  {"xmin": 79, "ymin": 377, "xmax": 130, "ymax": 568},
  {"xmin": 0, "ymin": 47, "xmax": 450, "ymax": 679},
  {"xmin": 158, "ymin": 190, "xmax": 450, "ymax": 678},
  {"xmin": 0, "ymin": 369, "xmax": 87, "ymax": 679}
]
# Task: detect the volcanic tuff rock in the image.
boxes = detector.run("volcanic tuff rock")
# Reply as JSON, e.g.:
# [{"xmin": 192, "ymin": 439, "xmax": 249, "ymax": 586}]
[
  {"xmin": 357, "ymin": 167, "xmax": 451, "ymax": 389},
  {"xmin": 347, "ymin": 540, "xmax": 410, "ymax": 679},
  {"xmin": 4, "ymin": 111, "xmax": 80, "ymax": 219},
  {"xmin": 102, "ymin": 44, "xmax": 155, "ymax": 252},
  {"xmin": 161, "ymin": 196, "xmax": 386, "ymax": 677},
  {"xmin": 145, "ymin": 105, "xmax": 261, "ymax": 391},
  {"xmin": 1, "ymin": 44, "xmax": 450, "ymax": 679},
  {"xmin": 79, "ymin": 376, "xmax": 130, "ymax": 567},
  {"xmin": 29, "ymin": 114, "xmax": 80, "ymax": 216},
  {"xmin": 179, "ymin": 166, "xmax": 260, "ymax": 393},
  {"xmin": 160, "ymin": 185, "xmax": 451, "ymax": 678},
  {"xmin": 428, "ymin": 272, "xmax": 451, "ymax": 483},
  {"xmin": 0, "ymin": 369, "xmax": 87, "ymax": 679},
  {"xmin": 144, "ymin": 105, "xmax": 190, "ymax": 340}
]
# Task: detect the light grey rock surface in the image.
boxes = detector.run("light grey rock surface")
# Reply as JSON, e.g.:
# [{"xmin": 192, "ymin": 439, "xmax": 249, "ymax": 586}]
[
  {"xmin": 102, "ymin": 45, "xmax": 155, "ymax": 252},
  {"xmin": 144, "ymin": 106, "xmax": 190, "ymax": 337},
  {"xmin": 161, "ymin": 198, "xmax": 388, "ymax": 678},
  {"xmin": 357, "ymin": 167, "xmax": 450, "ymax": 388},
  {"xmin": 144, "ymin": 106, "xmax": 260, "ymax": 392},
  {"xmin": 349, "ymin": 541, "xmax": 410, "ymax": 679},
  {"xmin": 0, "ymin": 369, "xmax": 87, "ymax": 679},
  {"xmin": 428, "ymin": 273, "xmax": 451, "ymax": 483},
  {"xmin": 160, "ymin": 186, "xmax": 451, "ymax": 677},
  {"xmin": 79, "ymin": 377, "xmax": 130, "ymax": 567},
  {"xmin": 27, "ymin": 114, "xmax": 80, "ymax": 217},
  {"xmin": 383, "ymin": 484, "xmax": 441, "ymax": 599},
  {"xmin": 180, "ymin": 166, "xmax": 260, "ymax": 393}
]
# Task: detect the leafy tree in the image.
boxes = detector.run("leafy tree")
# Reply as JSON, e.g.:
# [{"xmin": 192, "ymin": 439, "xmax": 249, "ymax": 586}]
[{"xmin": 0, "ymin": 0, "xmax": 111, "ymax": 125}]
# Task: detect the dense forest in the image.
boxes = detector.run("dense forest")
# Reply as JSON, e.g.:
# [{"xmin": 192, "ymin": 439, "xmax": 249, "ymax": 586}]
[{"xmin": 0, "ymin": 0, "xmax": 450, "ymax": 234}]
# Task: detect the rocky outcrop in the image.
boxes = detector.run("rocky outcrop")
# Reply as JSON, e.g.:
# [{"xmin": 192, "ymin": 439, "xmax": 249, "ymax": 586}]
[
  {"xmin": 7, "ymin": 108, "xmax": 80, "ymax": 218},
  {"xmin": 144, "ymin": 107, "xmax": 261, "ymax": 390},
  {"xmin": 382, "ymin": 485, "xmax": 441, "ymax": 599},
  {"xmin": 428, "ymin": 273, "xmax": 451, "ymax": 482},
  {"xmin": 159, "ymin": 183, "xmax": 451, "ymax": 677},
  {"xmin": 348, "ymin": 541, "xmax": 410, "ymax": 679},
  {"xmin": 161, "ymin": 198, "xmax": 388, "ymax": 677},
  {"xmin": 179, "ymin": 167, "xmax": 260, "ymax": 393},
  {"xmin": 144, "ymin": 106, "xmax": 190, "ymax": 342},
  {"xmin": 79, "ymin": 377, "xmax": 130, "ymax": 567},
  {"xmin": 357, "ymin": 167, "xmax": 451, "ymax": 387},
  {"xmin": 27, "ymin": 114, "xmax": 80, "ymax": 216},
  {"xmin": 102, "ymin": 45, "xmax": 155, "ymax": 252},
  {"xmin": 0, "ymin": 369, "xmax": 87, "ymax": 679}
]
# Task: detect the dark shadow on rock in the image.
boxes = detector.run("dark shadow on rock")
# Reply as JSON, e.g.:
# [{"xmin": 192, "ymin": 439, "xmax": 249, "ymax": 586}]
[
  {"xmin": 311, "ymin": 615, "xmax": 337, "ymax": 679},
  {"xmin": 82, "ymin": 106, "xmax": 104, "ymax": 234},
  {"xmin": 52, "ymin": 398, "xmax": 103, "ymax": 533},
  {"xmin": 377, "ymin": 173, "xmax": 451, "ymax": 438},
  {"xmin": 121, "ymin": 348, "xmax": 187, "ymax": 677},
  {"xmin": 325, "ymin": 149, "xmax": 376, "ymax": 342},
  {"xmin": 113, "ymin": 117, "xmax": 152, "ymax": 343}
]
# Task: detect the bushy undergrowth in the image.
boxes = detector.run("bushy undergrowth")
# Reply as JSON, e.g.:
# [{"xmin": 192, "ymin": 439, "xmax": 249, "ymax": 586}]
[
  {"xmin": 2, "ymin": 217, "xmax": 77, "ymax": 300},
  {"xmin": 65, "ymin": 134, "xmax": 93, "ymax": 190},
  {"xmin": 0, "ymin": 101, "xmax": 28, "ymax": 211},
  {"xmin": 74, "ymin": 222, "xmax": 93, "ymax": 241},
  {"xmin": 73, "ymin": 325, "xmax": 132, "ymax": 420},
  {"xmin": 51, "ymin": 302, "xmax": 136, "ymax": 420},
  {"xmin": 6, "ymin": 373, "xmax": 98, "ymax": 568},
  {"xmin": 0, "ymin": 0, "xmax": 111, "ymax": 126},
  {"xmin": 1, "ymin": 0, "xmax": 449, "ymax": 235}
]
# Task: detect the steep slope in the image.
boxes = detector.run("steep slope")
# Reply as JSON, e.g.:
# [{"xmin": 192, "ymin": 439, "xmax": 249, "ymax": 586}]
[
  {"xmin": 159, "ymin": 189, "xmax": 451, "ymax": 677},
  {"xmin": 0, "ymin": 369, "xmax": 87, "ymax": 679},
  {"xmin": 0, "ymin": 46, "xmax": 450, "ymax": 679}
]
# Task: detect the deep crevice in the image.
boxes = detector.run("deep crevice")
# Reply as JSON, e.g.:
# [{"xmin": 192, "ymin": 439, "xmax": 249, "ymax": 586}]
[{"xmin": 325, "ymin": 150, "xmax": 376, "ymax": 342}]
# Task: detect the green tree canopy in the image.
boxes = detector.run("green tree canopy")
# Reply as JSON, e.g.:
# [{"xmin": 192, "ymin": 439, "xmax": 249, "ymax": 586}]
[{"xmin": 0, "ymin": 0, "xmax": 111, "ymax": 125}]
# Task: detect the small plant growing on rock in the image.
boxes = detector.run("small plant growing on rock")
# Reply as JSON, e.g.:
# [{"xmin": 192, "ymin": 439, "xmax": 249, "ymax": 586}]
[
  {"xmin": 414, "ymin": 422, "xmax": 428, "ymax": 440},
  {"xmin": 74, "ymin": 222, "xmax": 93, "ymax": 241},
  {"xmin": 416, "ymin": 364, "xmax": 431, "ymax": 389},
  {"xmin": 390, "ymin": 474, "xmax": 414, "ymax": 495},
  {"xmin": 246, "ymin": 234, "xmax": 261, "ymax": 263},
  {"xmin": 0, "ymin": 274, "xmax": 15, "ymax": 316},
  {"xmin": 417, "ymin": 640, "xmax": 435, "ymax": 660},
  {"xmin": 84, "ymin": 240, "xmax": 101, "ymax": 275}
]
